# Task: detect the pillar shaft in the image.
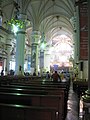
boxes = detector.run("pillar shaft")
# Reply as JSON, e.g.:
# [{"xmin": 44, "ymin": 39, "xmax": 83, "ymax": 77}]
[
  {"xmin": 6, "ymin": 47, "xmax": 11, "ymax": 74},
  {"xmin": 15, "ymin": 31, "xmax": 25, "ymax": 75},
  {"xmin": 31, "ymin": 43, "xmax": 38, "ymax": 72},
  {"xmin": 15, "ymin": 14, "xmax": 27, "ymax": 75},
  {"xmin": 6, "ymin": 36, "xmax": 12, "ymax": 74},
  {"xmin": 40, "ymin": 50, "xmax": 44, "ymax": 73},
  {"xmin": 73, "ymin": 31, "xmax": 77, "ymax": 63},
  {"xmin": 31, "ymin": 31, "xmax": 40, "ymax": 75}
]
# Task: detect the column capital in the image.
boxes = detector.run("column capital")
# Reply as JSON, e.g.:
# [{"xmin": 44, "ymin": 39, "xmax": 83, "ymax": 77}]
[
  {"xmin": 31, "ymin": 31, "xmax": 41, "ymax": 36},
  {"xmin": 18, "ymin": 14, "xmax": 27, "ymax": 21},
  {"xmin": 70, "ymin": 16, "xmax": 76, "ymax": 31},
  {"xmin": 16, "ymin": 14, "xmax": 27, "ymax": 32},
  {"xmin": 31, "ymin": 31, "xmax": 41, "ymax": 44}
]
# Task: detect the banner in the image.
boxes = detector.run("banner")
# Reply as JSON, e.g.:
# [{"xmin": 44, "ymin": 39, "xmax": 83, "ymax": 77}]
[{"xmin": 79, "ymin": 3, "xmax": 88, "ymax": 60}]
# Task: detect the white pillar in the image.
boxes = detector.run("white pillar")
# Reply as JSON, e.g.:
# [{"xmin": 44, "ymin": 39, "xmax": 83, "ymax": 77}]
[
  {"xmin": 73, "ymin": 31, "xmax": 77, "ymax": 63},
  {"xmin": 6, "ymin": 46, "xmax": 11, "ymax": 74},
  {"xmin": 70, "ymin": 16, "xmax": 79, "ymax": 63},
  {"xmin": 39, "ymin": 50, "xmax": 44, "ymax": 73},
  {"xmin": 27, "ymin": 54, "xmax": 31, "ymax": 72},
  {"xmin": 44, "ymin": 50, "xmax": 51, "ymax": 72},
  {"xmin": 15, "ymin": 14, "xmax": 27, "ymax": 75},
  {"xmin": 6, "ymin": 36, "xmax": 12, "ymax": 75},
  {"xmin": 31, "ymin": 31, "xmax": 40, "ymax": 75}
]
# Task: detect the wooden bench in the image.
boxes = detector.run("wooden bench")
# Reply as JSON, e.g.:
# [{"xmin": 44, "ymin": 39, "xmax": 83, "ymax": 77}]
[
  {"xmin": 0, "ymin": 103, "xmax": 57, "ymax": 120},
  {"xmin": 0, "ymin": 83, "xmax": 68, "ymax": 119},
  {"xmin": 0, "ymin": 92, "xmax": 63, "ymax": 120},
  {"xmin": 0, "ymin": 76, "xmax": 69, "ymax": 87},
  {"xmin": 73, "ymin": 81, "xmax": 88, "ymax": 98},
  {"xmin": 0, "ymin": 76, "xmax": 70, "ymax": 119}
]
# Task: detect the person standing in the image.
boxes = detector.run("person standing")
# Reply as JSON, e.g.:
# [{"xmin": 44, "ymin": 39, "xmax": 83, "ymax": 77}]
[
  {"xmin": 1, "ymin": 70, "xmax": 4, "ymax": 76},
  {"xmin": 52, "ymin": 71, "xmax": 61, "ymax": 82}
]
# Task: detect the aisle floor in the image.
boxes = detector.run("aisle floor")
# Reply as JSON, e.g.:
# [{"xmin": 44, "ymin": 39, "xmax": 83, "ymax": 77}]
[{"xmin": 65, "ymin": 82, "xmax": 79, "ymax": 120}]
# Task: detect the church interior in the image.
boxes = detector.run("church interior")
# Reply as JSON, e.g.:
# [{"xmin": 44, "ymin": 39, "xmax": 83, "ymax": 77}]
[{"xmin": 0, "ymin": 0, "xmax": 90, "ymax": 120}]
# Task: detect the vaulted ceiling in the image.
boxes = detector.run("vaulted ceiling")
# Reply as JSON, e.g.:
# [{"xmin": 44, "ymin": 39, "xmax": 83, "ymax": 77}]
[{"xmin": 0, "ymin": 0, "xmax": 76, "ymax": 58}]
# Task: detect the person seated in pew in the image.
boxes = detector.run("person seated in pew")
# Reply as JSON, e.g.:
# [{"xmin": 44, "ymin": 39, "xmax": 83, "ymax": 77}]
[
  {"xmin": 33, "ymin": 71, "xmax": 36, "ymax": 76},
  {"xmin": 51, "ymin": 71, "xmax": 61, "ymax": 82},
  {"xmin": 46, "ymin": 71, "xmax": 50, "ymax": 79},
  {"xmin": 61, "ymin": 76, "xmax": 67, "ymax": 82}
]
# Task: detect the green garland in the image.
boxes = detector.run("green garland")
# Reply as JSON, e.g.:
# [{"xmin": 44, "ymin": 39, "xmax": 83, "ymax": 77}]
[{"xmin": 8, "ymin": 18, "xmax": 25, "ymax": 29}]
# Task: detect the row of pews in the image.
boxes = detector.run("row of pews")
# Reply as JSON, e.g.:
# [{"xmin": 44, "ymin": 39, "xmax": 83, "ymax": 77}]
[
  {"xmin": 0, "ymin": 75, "xmax": 70, "ymax": 120},
  {"xmin": 73, "ymin": 80, "xmax": 88, "ymax": 98}
]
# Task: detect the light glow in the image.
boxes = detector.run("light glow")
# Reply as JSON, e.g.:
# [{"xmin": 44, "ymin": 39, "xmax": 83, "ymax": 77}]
[
  {"xmin": 12, "ymin": 24, "xmax": 18, "ymax": 33},
  {"xmin": 50, "ymin": 35, "xmax": 74, "ymax": 67},
  {"xmin": 40, "ymin": 42, "xmax": 46, "ymax": 50}
]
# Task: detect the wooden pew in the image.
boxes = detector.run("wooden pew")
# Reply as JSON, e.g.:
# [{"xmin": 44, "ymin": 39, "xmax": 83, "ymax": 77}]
[
  {"xmin": 0, "ymin": 103, "xmax": 57, "ymax": 120},
  {"xmin": 8, "ymin": 82, "xmax": 69, "ymax": 92},
  {"xmin": 0, "ymin": 92, "xmax": 63, "ymax": 120},
  {"xmin": 0, "ymin": 86, "xmax": 48, "ymax": 95},
  {"xmin": 0, "ymin": 83, "xmax": 68, "ymax": 119},
  {"xmin": 0, "ymin": 88, "xmax": 67, "ymax": 119},
  {"xmin": 0, "ymin": 76, "xmax": 70, "ymax": 119},
  {"xmin": 0, "ymin": 76, "xmax": 45, "ymax": 84},
  {"xmin": 0, "ymin": 75, "xmax": 69, "ymax": 88},
  {"xmin": 73, "ymin": 81, "xmax": 88, "ymax": 98},
  {"xmin": 0, "ymin": 81, "xmax": 69, "ymax": 102}
]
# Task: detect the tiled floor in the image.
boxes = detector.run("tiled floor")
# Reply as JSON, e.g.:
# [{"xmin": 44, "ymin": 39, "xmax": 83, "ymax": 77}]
[{"xmin": 65, "ymin": 81, "xmax": 79, "ymax": 120}]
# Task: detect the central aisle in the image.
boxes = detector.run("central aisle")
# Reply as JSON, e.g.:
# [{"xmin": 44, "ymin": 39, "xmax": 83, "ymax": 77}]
[{"xmin": 65, "ymin": 81, "xmax": 79, "ymax": 120}]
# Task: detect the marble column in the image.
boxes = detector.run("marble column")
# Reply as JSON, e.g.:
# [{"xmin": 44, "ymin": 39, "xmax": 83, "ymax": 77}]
[
  {"xmin": 31, "ymin": 31, "xmax": 40, "ymax": 75},
  {"xmin": 70, "ymin": 16, "xmax": 79, "ymax": 63},
  {"xmin": 70, "ymin": 16, "xmax": 79, "ymax": 78},
  {"xmin": 73, "ymin": 30, "xmax": 77, "ymax": 64},
  {"xmin": 40, "ymin": 50, "xmax": 44, "ymax": 74},
  {"xmin": 44, "ymin": 50, "xmax": 51, "ymax": 72},
  {"xmin": 15, "ymin": 14, "xmax": 27, "ymax": 75},
  {"xmin": 39, "ymin": 33, "xmax": 46, "ymax": 74},
  {"xmin": 27, "ymin": 54, "xmax": 31, "ymax": 72},
  {"xmin": 6, "ymin": 37, "xmax": 12, "ymax": 75},
  {"xmin": 6, "ymin": 46, "xmax": 11, "ymax": 74}
]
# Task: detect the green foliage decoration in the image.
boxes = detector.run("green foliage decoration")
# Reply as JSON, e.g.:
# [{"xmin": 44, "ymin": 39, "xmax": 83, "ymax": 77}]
[{"xmin": 8, "ymin": 18, "xmax": 25, "ymax": 29}]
